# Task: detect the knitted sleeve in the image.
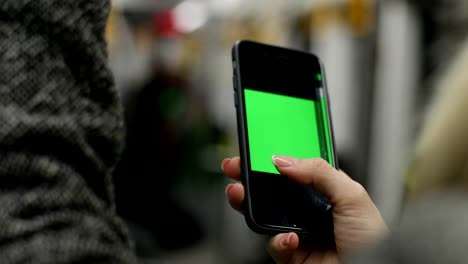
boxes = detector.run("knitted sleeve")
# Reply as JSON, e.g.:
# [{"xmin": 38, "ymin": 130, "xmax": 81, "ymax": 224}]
[{"xmin": 0, "ymin": 1, "xmax": 137, "ymax": 263}]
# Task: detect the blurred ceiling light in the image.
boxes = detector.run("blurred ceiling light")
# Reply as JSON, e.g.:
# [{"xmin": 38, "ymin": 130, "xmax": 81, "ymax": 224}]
[{"xmin": 174, "ymin": 0, "xmax": 208, "ymax": 33}]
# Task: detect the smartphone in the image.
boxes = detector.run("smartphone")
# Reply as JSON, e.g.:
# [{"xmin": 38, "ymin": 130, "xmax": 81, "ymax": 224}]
[{"xmin": 232, "ymin": 40, "xmax": 338, "ymax": 242}]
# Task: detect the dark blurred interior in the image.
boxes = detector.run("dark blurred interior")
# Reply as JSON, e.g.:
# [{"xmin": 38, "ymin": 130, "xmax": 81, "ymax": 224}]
[{"xmin": 105, "ymin": 0, "xmax": 468, "ymax": 263}]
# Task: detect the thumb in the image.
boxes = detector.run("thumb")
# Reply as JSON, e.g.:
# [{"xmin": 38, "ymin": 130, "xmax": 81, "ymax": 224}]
[{"xmin": 272, "ymin": 155, "xmax": 357, "ymax": 205}]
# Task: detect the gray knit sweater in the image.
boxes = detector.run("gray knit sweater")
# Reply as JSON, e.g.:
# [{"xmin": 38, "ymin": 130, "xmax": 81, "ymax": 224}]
[{"xmin": 0, "ymin": 1, "xmax": 137, "ymax": 263}]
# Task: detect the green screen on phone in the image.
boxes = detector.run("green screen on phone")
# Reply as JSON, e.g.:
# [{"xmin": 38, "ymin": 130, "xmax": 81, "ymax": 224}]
[{"xmin": 245, "ymin": 89, "xmax": 330, "ymax": 174}]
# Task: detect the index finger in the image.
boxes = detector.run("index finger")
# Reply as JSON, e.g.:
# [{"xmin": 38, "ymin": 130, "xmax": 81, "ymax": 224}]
[{"xmin": 273, "ymin": 156, "xmax": 361, "ymax": 205}]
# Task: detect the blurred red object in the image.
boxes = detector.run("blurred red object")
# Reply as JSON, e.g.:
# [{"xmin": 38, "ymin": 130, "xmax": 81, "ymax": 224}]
[{"xmin": 152, "ymin": 10, "xmax": 182, "ymax": 37}]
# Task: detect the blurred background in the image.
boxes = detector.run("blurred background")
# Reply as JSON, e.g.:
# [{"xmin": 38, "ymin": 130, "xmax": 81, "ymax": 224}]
[{"xmin": 104, "ymin": 0, "xmax": 468, "ymax": 263}]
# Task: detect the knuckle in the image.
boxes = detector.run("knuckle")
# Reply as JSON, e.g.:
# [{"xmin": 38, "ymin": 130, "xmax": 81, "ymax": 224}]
[
  {"xmin": 350, "ymin": 182, "xmax": 369, "ymax": 200},
  {"xmin": 308, "ymin": 157, "xmax": 329, "ymax": 171}
]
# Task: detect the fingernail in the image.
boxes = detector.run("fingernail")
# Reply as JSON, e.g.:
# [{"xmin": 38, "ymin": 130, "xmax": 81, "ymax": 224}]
[
  {"xmin": 280, "ymin": 233, "xmax": 293, "ymax": 248},
  {"xmin": 225, "ymin": 184, "xmax": 234, "ymax": 196},
  {"xmin": 272, "ymin": 155, "xmax": 294, "ymax": 167},
  {"xmin": 221, "ymin": 158, "xmax": 231, "ymax": 172}
]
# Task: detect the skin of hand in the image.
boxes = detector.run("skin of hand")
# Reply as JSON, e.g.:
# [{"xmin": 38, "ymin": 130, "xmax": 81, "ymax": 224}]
[{"xmin": 221, "ymin": 156, "xmax": 388, "ymax": 264}]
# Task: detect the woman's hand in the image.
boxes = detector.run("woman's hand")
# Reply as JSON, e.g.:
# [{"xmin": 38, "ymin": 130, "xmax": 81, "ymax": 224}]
[{"xmin": 221, "ymin": 156, "xmax": 388, "ymax": 263}]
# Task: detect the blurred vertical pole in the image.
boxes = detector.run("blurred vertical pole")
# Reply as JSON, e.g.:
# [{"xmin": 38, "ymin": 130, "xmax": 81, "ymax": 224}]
[
  {"xmin": 367, "ymin": 0, "xmax": 421, "ymax": 226},
  {"xmin": 310, "ymin": 16, "xmax": 360, "ymax": 176},
  {"xmin": 311, "ymin": 16, "xmax": 357, "ymax": 161},
  {"xmin": 306, "ymin": 0, "xmax": 378, "ymax": 184}
]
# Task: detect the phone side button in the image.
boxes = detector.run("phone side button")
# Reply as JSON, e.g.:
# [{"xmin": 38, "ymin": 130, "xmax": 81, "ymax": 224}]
[
  {"xmin": 234, "ymin": 92, "xmax": 239, "ymax": 107},
  {"xmin": 232, "ymin": 76, "xmax": 238, "ymax": 91}
]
